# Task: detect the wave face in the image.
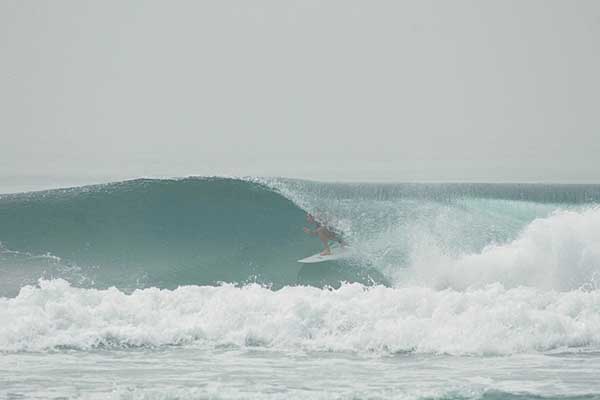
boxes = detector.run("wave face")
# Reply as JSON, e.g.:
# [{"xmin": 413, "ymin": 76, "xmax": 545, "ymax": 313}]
[
  {"xmin": 1, "ymin": 178, "xmax": 600, "ymax": 297},
  {"xmin": 0, "ymin": 178, "xmax": 390, "ymax": 296}
]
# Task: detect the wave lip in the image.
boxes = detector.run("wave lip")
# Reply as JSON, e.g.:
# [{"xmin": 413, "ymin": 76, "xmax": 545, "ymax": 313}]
[{"xmin": 2, "ymin": 279, "xmax": 600, "ymax": 355}]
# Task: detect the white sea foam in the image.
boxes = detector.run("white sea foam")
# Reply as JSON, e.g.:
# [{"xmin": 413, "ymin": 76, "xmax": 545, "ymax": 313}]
[
  {"xmin": 2, "ymin": 278, "xmax": 600, "ymax": 355},
  {"xmin": 407, "ymin": 208, "xmax": 600, "ymax": 291}
]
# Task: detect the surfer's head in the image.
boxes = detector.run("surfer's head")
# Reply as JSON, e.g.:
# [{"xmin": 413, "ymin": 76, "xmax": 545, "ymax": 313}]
[{"xmin": 306, "ymin": 213, "xmax": 315, "ymax": 224}]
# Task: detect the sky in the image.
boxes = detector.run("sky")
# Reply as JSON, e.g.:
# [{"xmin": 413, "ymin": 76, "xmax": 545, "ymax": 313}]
[{"xmin": 1, "ymin": 0, "xmax": 599, "ymax": 191}]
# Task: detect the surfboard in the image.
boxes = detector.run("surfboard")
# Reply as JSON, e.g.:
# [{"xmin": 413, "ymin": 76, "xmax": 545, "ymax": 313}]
[{"xmin": 298, "ymin": 246, "xmax": 353, "ymax": 264}]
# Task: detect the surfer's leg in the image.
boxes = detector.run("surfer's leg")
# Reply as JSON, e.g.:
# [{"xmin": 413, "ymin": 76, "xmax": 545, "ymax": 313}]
[{"xmin": 317, "ymin": 228, "xmax": 332, "ymax": 255}]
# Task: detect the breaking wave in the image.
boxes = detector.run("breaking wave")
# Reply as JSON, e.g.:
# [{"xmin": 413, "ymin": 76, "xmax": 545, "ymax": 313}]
[{"xmin": 2, "ymin": 177, "xmax": 600, "ymax": 356}]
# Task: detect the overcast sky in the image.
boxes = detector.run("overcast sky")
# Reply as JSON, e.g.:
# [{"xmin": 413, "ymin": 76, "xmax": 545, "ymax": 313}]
[{"xmin": 1, "ymin": 0, "xmax": 599, "ymax": 190}]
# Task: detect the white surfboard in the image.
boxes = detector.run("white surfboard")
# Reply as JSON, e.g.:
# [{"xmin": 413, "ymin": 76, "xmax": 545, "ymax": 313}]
[{"xmin": 298, "ymin": 246, "xmax": 353, "ymax": 264}]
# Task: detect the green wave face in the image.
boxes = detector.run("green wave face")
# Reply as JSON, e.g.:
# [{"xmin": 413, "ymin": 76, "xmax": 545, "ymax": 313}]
[
  {"xmin": 0, "ymin": 178, "xmax": 387, "ymax": 296},
  {"xmin": 1, "ymin": 177, "xmax": 599, "ymax": 297}
]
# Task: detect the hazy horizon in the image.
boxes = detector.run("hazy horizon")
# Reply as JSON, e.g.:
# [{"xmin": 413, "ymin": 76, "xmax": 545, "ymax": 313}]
[{"xmin": 2, "ymin": 0, "xmax": 599, "ymax": 191}]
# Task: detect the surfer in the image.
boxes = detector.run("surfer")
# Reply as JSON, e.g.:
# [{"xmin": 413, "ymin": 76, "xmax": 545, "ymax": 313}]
[{"xmin": 303, "ymin": 213, "xmax": 345, "ymax": 256}]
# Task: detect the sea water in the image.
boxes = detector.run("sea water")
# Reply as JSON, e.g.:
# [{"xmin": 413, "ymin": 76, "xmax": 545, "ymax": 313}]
[{"xmin": 1, "ymin": 177, "xmax": 600, "ymax": 399}]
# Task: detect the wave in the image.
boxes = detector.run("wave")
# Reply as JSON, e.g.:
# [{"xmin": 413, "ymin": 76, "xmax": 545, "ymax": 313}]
[
  {"xmin": 1, "ymin": 177, "xmax": 600, "ymax": 297},
  {"xmin": 2, "ymin": 278, "xmax": 600, "ymax": 355},
  {"xmin": 2, "ymin": 177, "xmax": 600, "ymax": 358},
  {"xmin": 0, "ymin": 178, "xmax": 388, "ymax": 296}
]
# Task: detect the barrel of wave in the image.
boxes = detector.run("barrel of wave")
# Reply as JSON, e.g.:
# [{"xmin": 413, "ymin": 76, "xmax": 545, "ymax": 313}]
[{"xmin": 0, "ymin": 177, "xmax": 388, "ymax": 296}]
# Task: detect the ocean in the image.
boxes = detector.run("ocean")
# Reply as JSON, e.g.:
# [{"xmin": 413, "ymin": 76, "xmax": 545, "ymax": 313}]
[{"xmin": 1, "ymin": 177, "xmax": 600, "ymax": 399}]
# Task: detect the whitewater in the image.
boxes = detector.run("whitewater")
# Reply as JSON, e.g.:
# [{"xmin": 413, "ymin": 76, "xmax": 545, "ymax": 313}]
[{"xmin": 1, "ymin": 177, "xmax": 600, "ymax": 399}]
